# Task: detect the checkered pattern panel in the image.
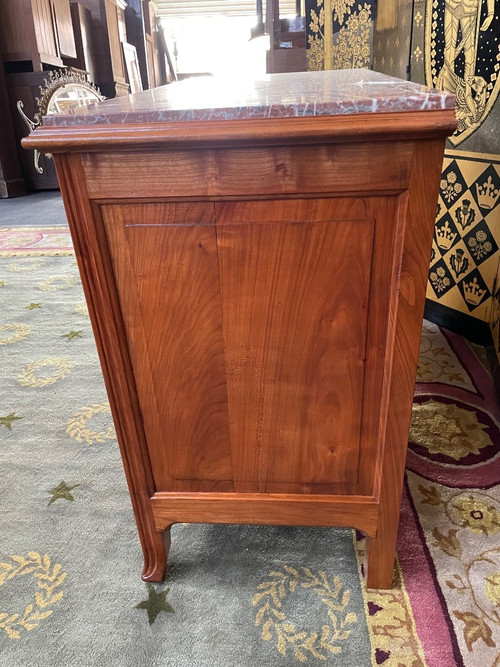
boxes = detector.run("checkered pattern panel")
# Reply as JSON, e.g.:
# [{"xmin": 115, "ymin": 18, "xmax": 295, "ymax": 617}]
[{"xmin": 427, "ymin": 152, "xmax": 500, "ymax": 320}]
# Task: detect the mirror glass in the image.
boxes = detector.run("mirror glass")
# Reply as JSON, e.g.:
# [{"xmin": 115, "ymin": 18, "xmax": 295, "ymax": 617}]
[{"xmin": 46, "ymin": 83, "xmax": 102, "ymax": 115}]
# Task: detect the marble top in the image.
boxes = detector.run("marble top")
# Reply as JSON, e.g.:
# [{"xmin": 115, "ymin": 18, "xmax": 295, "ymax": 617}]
[{"xmin": 43, "ymin": 69, "xmax": 455, "ymax": 127}]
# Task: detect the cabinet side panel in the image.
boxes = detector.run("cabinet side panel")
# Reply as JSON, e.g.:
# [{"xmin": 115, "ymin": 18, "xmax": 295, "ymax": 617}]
[
  {"xmin": 355, "ymin": 194, "xmax": 407, "ymax": 494},
  {"xmin": 102, "ymin": 203, "xmax": 234, "ymax": 491},
  {"xmin": 216, "ymin": 199, "xmax": 373, "ymax": 494}
]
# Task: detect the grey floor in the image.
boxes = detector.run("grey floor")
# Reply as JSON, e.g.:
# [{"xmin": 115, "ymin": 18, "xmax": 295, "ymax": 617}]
[{"xmin": 0, "ymin": 190, "xmax": 67, "ymax": 227}]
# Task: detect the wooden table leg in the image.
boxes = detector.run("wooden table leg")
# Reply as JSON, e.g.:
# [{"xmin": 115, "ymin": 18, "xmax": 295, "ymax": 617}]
[
  {"xmin": 364, "ymin": 467, "xmax": 404, "ymax": 589},
  {"xmin": 141, "ymin": 527, "xmax": 171, "ymax": 582},
  {"xmin": 365, "ymin": 529, "xmax": 397, "ymax": 590}
]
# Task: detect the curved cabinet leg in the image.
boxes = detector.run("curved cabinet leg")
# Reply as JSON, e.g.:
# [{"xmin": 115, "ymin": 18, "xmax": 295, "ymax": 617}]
[{"xmin": 141, "ymin": 527, "xmax": 172, "ymax": 582}]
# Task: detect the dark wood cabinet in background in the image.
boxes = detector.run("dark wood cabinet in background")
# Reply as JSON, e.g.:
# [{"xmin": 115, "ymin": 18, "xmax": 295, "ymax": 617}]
[
  {"xmin": 64, "ymin": 3, "xmax": 98, "ymax": 82},
  {"xmin": 0, "ymin": 53, "xmax": 26, "ymax": 198},
  {"xmin": 0, "ymin": 0, "xmax": 76, "ymax": 70}
]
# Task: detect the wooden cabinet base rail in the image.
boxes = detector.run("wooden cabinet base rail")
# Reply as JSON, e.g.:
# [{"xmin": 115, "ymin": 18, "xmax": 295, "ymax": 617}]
[
  {"xmin": 150, "ymin": 493, "xmax": 382, "ymax": 587},
  {"xmin": 24, "ymin": 70, "xmax": 455, "ymax": 591},
  {"xmin": 151, "ymin": 493, "xmax": 379, "ymax": 535}
]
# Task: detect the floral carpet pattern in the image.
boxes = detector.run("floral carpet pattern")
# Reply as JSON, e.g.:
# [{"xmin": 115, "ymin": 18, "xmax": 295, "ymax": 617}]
[{"xmin": 0, "ymin": 227, "xmax": 499, "ymax": 667}]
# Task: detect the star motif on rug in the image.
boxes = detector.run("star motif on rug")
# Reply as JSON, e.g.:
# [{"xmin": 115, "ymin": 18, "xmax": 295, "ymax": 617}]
[
  {"xmin": 135, "ymin": 584, "xmax": 175, "ymax": 625},
  {"xmin": 63, "ymin": 330, "xmax": 82, "ymax": 341},
  {"xmin": 47, "ymin": 480, "xmax": 80, "ymax": 505},
  {"xmin": 0, "ymin": 412, "xmax": 22, "ymax": 430},
  {"xmin": 27, "ymin": 302, "xmax": 41, "ymax": 310}
]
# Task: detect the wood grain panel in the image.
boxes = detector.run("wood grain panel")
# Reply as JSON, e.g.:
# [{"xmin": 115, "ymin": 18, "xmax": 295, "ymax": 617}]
[
  {"xmin": 102, "ymin": 202, "xmax": 234, "ymax": 491},
  {"xmin": 216, "ymin": 198, "xmax": 373, "ymax": 493},
  {"xmin": 81, "ymin": 142, "xmax": 413, "ymax": 199},
  {"xmin": 151, "ymin": 492, "xmax": 379, "ymax": 537}
]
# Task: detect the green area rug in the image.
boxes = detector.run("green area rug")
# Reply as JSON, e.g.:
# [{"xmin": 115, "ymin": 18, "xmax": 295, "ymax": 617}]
[{"xmin": 0, "ymin": 227, "xmax": 499, "ymax": 667}]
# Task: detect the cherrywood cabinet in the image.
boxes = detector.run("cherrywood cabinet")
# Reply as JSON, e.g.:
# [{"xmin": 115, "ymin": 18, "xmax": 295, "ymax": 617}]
[{"xmin": 24, "ymin": 70, "xmax": 456, "ymax": 589}]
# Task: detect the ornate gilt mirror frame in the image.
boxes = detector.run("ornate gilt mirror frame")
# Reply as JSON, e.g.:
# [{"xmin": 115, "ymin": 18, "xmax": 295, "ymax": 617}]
[{"xmin": 18, "ymin": 69, "xmax": 105, "ymax": 174}]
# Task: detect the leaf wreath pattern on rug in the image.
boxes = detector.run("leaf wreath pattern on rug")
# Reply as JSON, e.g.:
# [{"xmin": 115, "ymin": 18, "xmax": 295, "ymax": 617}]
[
  {"xmin": 409, "ymin": 397, "xmax": 498, "ymax": 465},
  {"xmin": 0, "ymin": 323, "xmax": 30, "ymax": 346},
  {"xmin": 74, "ymin": 302, "xmax": 88, "ymax": 316},
  {"xmin": 66, "ymin": 402, "xmax": 116, "ymax": 444},
  {"xmin": 5, "ymin": 258, "xmax": 43, "ymax": 273},
  {"xmin": 18, "ymin": 358, "xmax": 74, "ymax": 388},
  {"xmin": 252, "ymin": 566, "xmax": 357, "ymax": 662},
  {"xmin": 37, "ymin": 275, "xmax": 79, "ymax": 292},
  {"xmin": 0, "ymin": 552, "xmax": 66, "ymax": 639}
]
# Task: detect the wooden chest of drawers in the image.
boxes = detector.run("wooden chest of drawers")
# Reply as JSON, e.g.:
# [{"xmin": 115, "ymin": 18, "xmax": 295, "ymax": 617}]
[{"xmin": 25, "ymin": 70, "xmax": 455, "ymax": 589}]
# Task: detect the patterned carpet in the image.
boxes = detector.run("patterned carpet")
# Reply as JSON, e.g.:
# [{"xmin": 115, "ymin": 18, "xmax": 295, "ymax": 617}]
[{"xmin": 0, "ymin": 226, "xmax": 499, "ymax": 667}]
